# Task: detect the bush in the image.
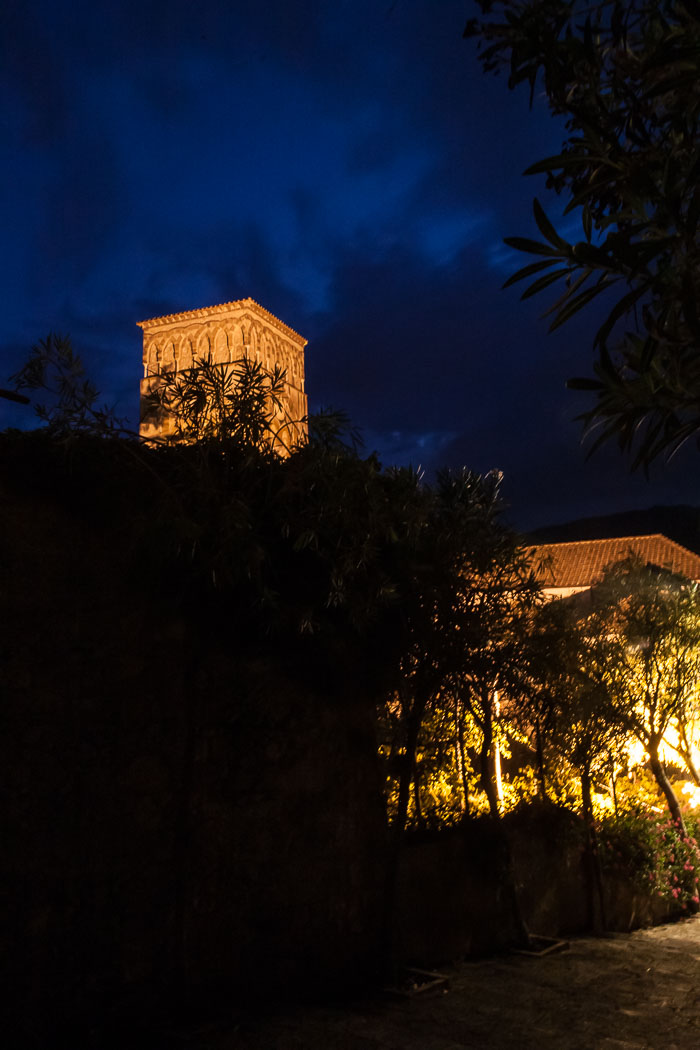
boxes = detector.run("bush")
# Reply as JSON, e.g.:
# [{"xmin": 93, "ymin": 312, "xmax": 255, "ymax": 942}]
[{"xmin": 597, "ymin": 811, "xmax": 700, "ymax": 913}]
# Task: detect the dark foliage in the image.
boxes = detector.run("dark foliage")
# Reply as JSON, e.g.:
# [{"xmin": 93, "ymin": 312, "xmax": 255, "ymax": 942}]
[{"xmin": 467, "ymin": 0, "xmax": 700, "ymax": 468}]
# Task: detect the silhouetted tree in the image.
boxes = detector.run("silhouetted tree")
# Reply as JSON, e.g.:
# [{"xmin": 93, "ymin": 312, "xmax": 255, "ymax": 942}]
[
  {"xmin": 529, "ymin": 596, "xmax": 628, "ymax": 929},
  {"xmin": 377, "ymin": 471, "xmax": 542, "ymax": 954},
  {"xmin": 11, "ymin": 334, "xmax": 126, "ymax": 437},
  {"xmin": 378, "ymin": 469, "xmax": 541, "ymax": 830}
]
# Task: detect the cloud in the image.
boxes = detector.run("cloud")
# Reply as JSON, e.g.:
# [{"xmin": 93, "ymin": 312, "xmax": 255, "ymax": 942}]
[{"xmin": 304, "ymin": 231, "xmax": 700, "ymax": 530}]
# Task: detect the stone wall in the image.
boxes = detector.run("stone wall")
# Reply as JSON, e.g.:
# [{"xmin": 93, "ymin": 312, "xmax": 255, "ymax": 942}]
[
  {"xmin": 394, "ymin": 807, "xmax": 679, "ymax": 968},
  {"xmin": 393, "ymin": 811, "xmax": 586, "ymax": 965}
]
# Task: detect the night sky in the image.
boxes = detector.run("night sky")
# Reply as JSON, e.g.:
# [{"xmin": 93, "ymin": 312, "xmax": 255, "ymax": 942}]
[{"xmin": 2, "ymin": 0, "xmax": 697, "ymax": 530}]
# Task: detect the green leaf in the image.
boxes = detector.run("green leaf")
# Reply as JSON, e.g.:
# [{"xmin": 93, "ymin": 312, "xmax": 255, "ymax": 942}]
[
  {"xmin": 594, "ymin": 284, "xmax": 649, "ymax": 348},
  {"xmin": 521, "ymin": 266, "xmax": 572, "ymax": 300},
  {"xmin": 571, "ymin": 242, "xmax": 615, "ymax": 267},
  {"xmin": 597, "ymin": 340, "xmax": 619, "ymax": 381},
  {"xmin": 523, "ymin": 154, "xmax": 590, "ymax": 176},
  {"xmin": 549, "ymin": 279, "xmax": 617, "ymax": 332},
  {"xmin": 533, "ymin": 198, "xmax": 568, "ymax": 250},
  {"xmin": 503, "ymin": 236, "xmax": 560, "ymax": 258},
  {"xmin": 502, "ymin": 258, "xmax": 558, "ymax": 288},
  {"xmin": 582, "ymin": 206, "xmax": 592, "ymax": 244},
  {"xmin": 541, "ymin": 268, "xmax": 593, "ymax": 318}
]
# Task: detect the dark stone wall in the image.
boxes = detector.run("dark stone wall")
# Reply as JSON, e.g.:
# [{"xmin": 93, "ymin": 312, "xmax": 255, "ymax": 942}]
[
  {"xmin": 394, "ymin": 826, "xmax": 503, "ymax": 962},
  {"xmin": 394, "ymin": 806, "xmax": 679, "ymax": 968},
  {"xmin": 1, "ymin": 470, "xmax": 386, "ymax": 1043}
]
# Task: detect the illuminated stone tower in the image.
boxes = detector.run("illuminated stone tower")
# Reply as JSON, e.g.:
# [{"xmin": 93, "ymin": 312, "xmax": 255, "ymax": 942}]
[{"xmin": 138, "ymin": 297, "xmax": 308, "ymax": 447}]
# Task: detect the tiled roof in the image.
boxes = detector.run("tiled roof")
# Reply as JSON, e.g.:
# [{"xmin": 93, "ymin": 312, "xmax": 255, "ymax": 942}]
[
  {"xmin": 136, "ymin": 297, "xmax": 306, "ymax": 344},
  {"xmin": 530, "ymin": 534, "xmax": 700, "ymax": 589}
]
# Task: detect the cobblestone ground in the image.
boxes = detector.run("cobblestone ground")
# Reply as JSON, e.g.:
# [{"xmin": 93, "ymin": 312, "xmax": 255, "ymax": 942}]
[{"xmin": 177, "ymin": 916, "xmax": 700, "ymax": 1050}]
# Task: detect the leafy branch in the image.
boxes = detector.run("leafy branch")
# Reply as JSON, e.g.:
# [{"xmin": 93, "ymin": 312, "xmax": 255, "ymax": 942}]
[
  {"xmin": 142, "ymin": 352, "xmax": 304, "ymax": 454},
  {"xmin": 467, "ymin": 0, "xmax": 700, "ymax": 468},
  {"xmin": 10, "ymin": 334, "xmax": 128, "ymax": 438}
]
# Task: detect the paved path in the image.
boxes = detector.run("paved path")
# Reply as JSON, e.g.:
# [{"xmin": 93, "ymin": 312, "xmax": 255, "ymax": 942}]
[{"xmin": 181, "ymin": 917, "xmax": 700, "ymax": 1050}]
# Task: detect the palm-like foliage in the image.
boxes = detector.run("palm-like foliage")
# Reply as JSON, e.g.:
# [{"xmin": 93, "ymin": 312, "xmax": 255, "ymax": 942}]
[
  {"xmin": 10, "ymin": 334, "xmax": 126, "ymax": 437},
  {"xmin": 142, "ymin": 352, "xmax": 300, "ymax": 453}
]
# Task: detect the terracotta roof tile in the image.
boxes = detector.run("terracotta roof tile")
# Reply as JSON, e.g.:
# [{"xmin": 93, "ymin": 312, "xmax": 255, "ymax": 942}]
[{"xmin": 529, "ymin": 534, "xmax": 700, "ymax": 589}]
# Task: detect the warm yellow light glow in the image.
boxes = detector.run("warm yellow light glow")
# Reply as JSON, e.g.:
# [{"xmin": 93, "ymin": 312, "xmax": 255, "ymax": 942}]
[
  {"xmin": 621, "ymin": 726, "xmax": 700, "ymax": 775},
  {"xmin": 493, "ymin": 689, "xmax": 503, "ymax": 810},
  {"xmin": 681, "ymin": 782, "xmax": 700, "ymax": 810},
  {"xmin": 627, "ymin": 739, "xmax": 646, "ymax": 766},
  {"xmin": 657, "ymin": 724, "xmax": 683, "ymax": 764},
  {"xmin": 592, "ymin": 792, "xmax": 615, "ymax": 816}
]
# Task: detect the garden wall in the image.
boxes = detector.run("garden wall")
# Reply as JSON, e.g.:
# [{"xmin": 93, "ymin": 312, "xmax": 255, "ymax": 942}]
[
  {"xmin": 394, "ymin": 808, "xmax": 587, "ymax": 965},
  {"xmin": 394, "ymin": 806, "xmax": 678, "ymax": 967}
]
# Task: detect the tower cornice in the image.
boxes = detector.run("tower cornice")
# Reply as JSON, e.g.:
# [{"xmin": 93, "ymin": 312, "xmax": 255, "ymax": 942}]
[{"xmin": 137, "ymin": 297, "xmax": 306, "ymax": 346}]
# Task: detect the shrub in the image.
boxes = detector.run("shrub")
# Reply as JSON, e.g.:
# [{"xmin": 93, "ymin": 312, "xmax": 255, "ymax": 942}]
[{"xmin": 597, "ymin": 811, "xmax": 700, "ymax": 913}]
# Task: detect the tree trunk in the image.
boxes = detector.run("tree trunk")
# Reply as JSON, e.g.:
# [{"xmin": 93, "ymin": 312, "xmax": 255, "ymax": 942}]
[
  {"xmin": 492, "ymin": 815, "xmax": 531, "ymax": 949},
  {"xmin": 677, "ymin": 720, "xmax": 700, "ymax": 787},
  {"xmin": 609, "ymin": 760, "xmax": 619, "ymax": 818},
  {"xmin": 535, "ymin": 719, "xmax": 547, "ymax": 802},
  {"xmin": 412, "ymin": 757, "xmax": 424, "ymax": 828},
  {"xmin": 581, "ymin": 766, "xmax": 593, "ymax": 828},
  {"xmin": 480, "ymin": 711, "xmax": 500, "ymax": 818},
  {"xmin": 682, "ymin": 748, "xmax": 700, "ymax": 788},
  {"xmin": 581, "ymin": 766, "xmax": 606, "ymax": 934},
  {"xmin": 478, "ymin": 702, "xmax": 530, "ymax": 947},
  {"xmin": 480, "ymin": 741, "xmax": 500, "ymax": 817},
  {"xmin": 648, "ymin": 741, "xmax": 686, "ymax": 834},
  {"xmin": 381, "ymin": 690, "xmax": 427, "ymax": 981},
  {"xmin": 394, "ymin": 700, "xmax": 423, "ymax": 837},
  {"xmin": 455, "ymin": 701, "xmax": 471, "ymax": 816},
  {"xmin": 648, "ymin": 741, "xmax": 699, "ymax": 909}
]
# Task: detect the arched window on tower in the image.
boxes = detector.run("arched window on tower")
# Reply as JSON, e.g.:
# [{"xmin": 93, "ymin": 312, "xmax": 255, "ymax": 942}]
[
  {"xmin": 213, "ymin": 327, "xmax": 228, "ymax": 364},
  {"xmin": 178, "ymin": 335, "xmax": 193, "ymax": 370}
]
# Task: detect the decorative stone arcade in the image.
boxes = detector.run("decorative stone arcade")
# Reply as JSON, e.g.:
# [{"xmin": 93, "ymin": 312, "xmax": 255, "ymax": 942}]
[{"xmin": 138, "ymin": 297, "xmax": 308, "ymax": 447}]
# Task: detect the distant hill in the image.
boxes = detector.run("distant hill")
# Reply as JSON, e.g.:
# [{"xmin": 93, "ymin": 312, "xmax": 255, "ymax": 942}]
[{"xmin": 526, "ymin": 505, "xmax": 700, "ymax": 556}]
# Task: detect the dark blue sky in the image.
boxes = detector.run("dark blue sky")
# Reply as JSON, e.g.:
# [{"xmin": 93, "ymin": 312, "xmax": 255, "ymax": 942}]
[{"xmin": 2, "ymin": 0, "xmax": 696, "ymax": 529}]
